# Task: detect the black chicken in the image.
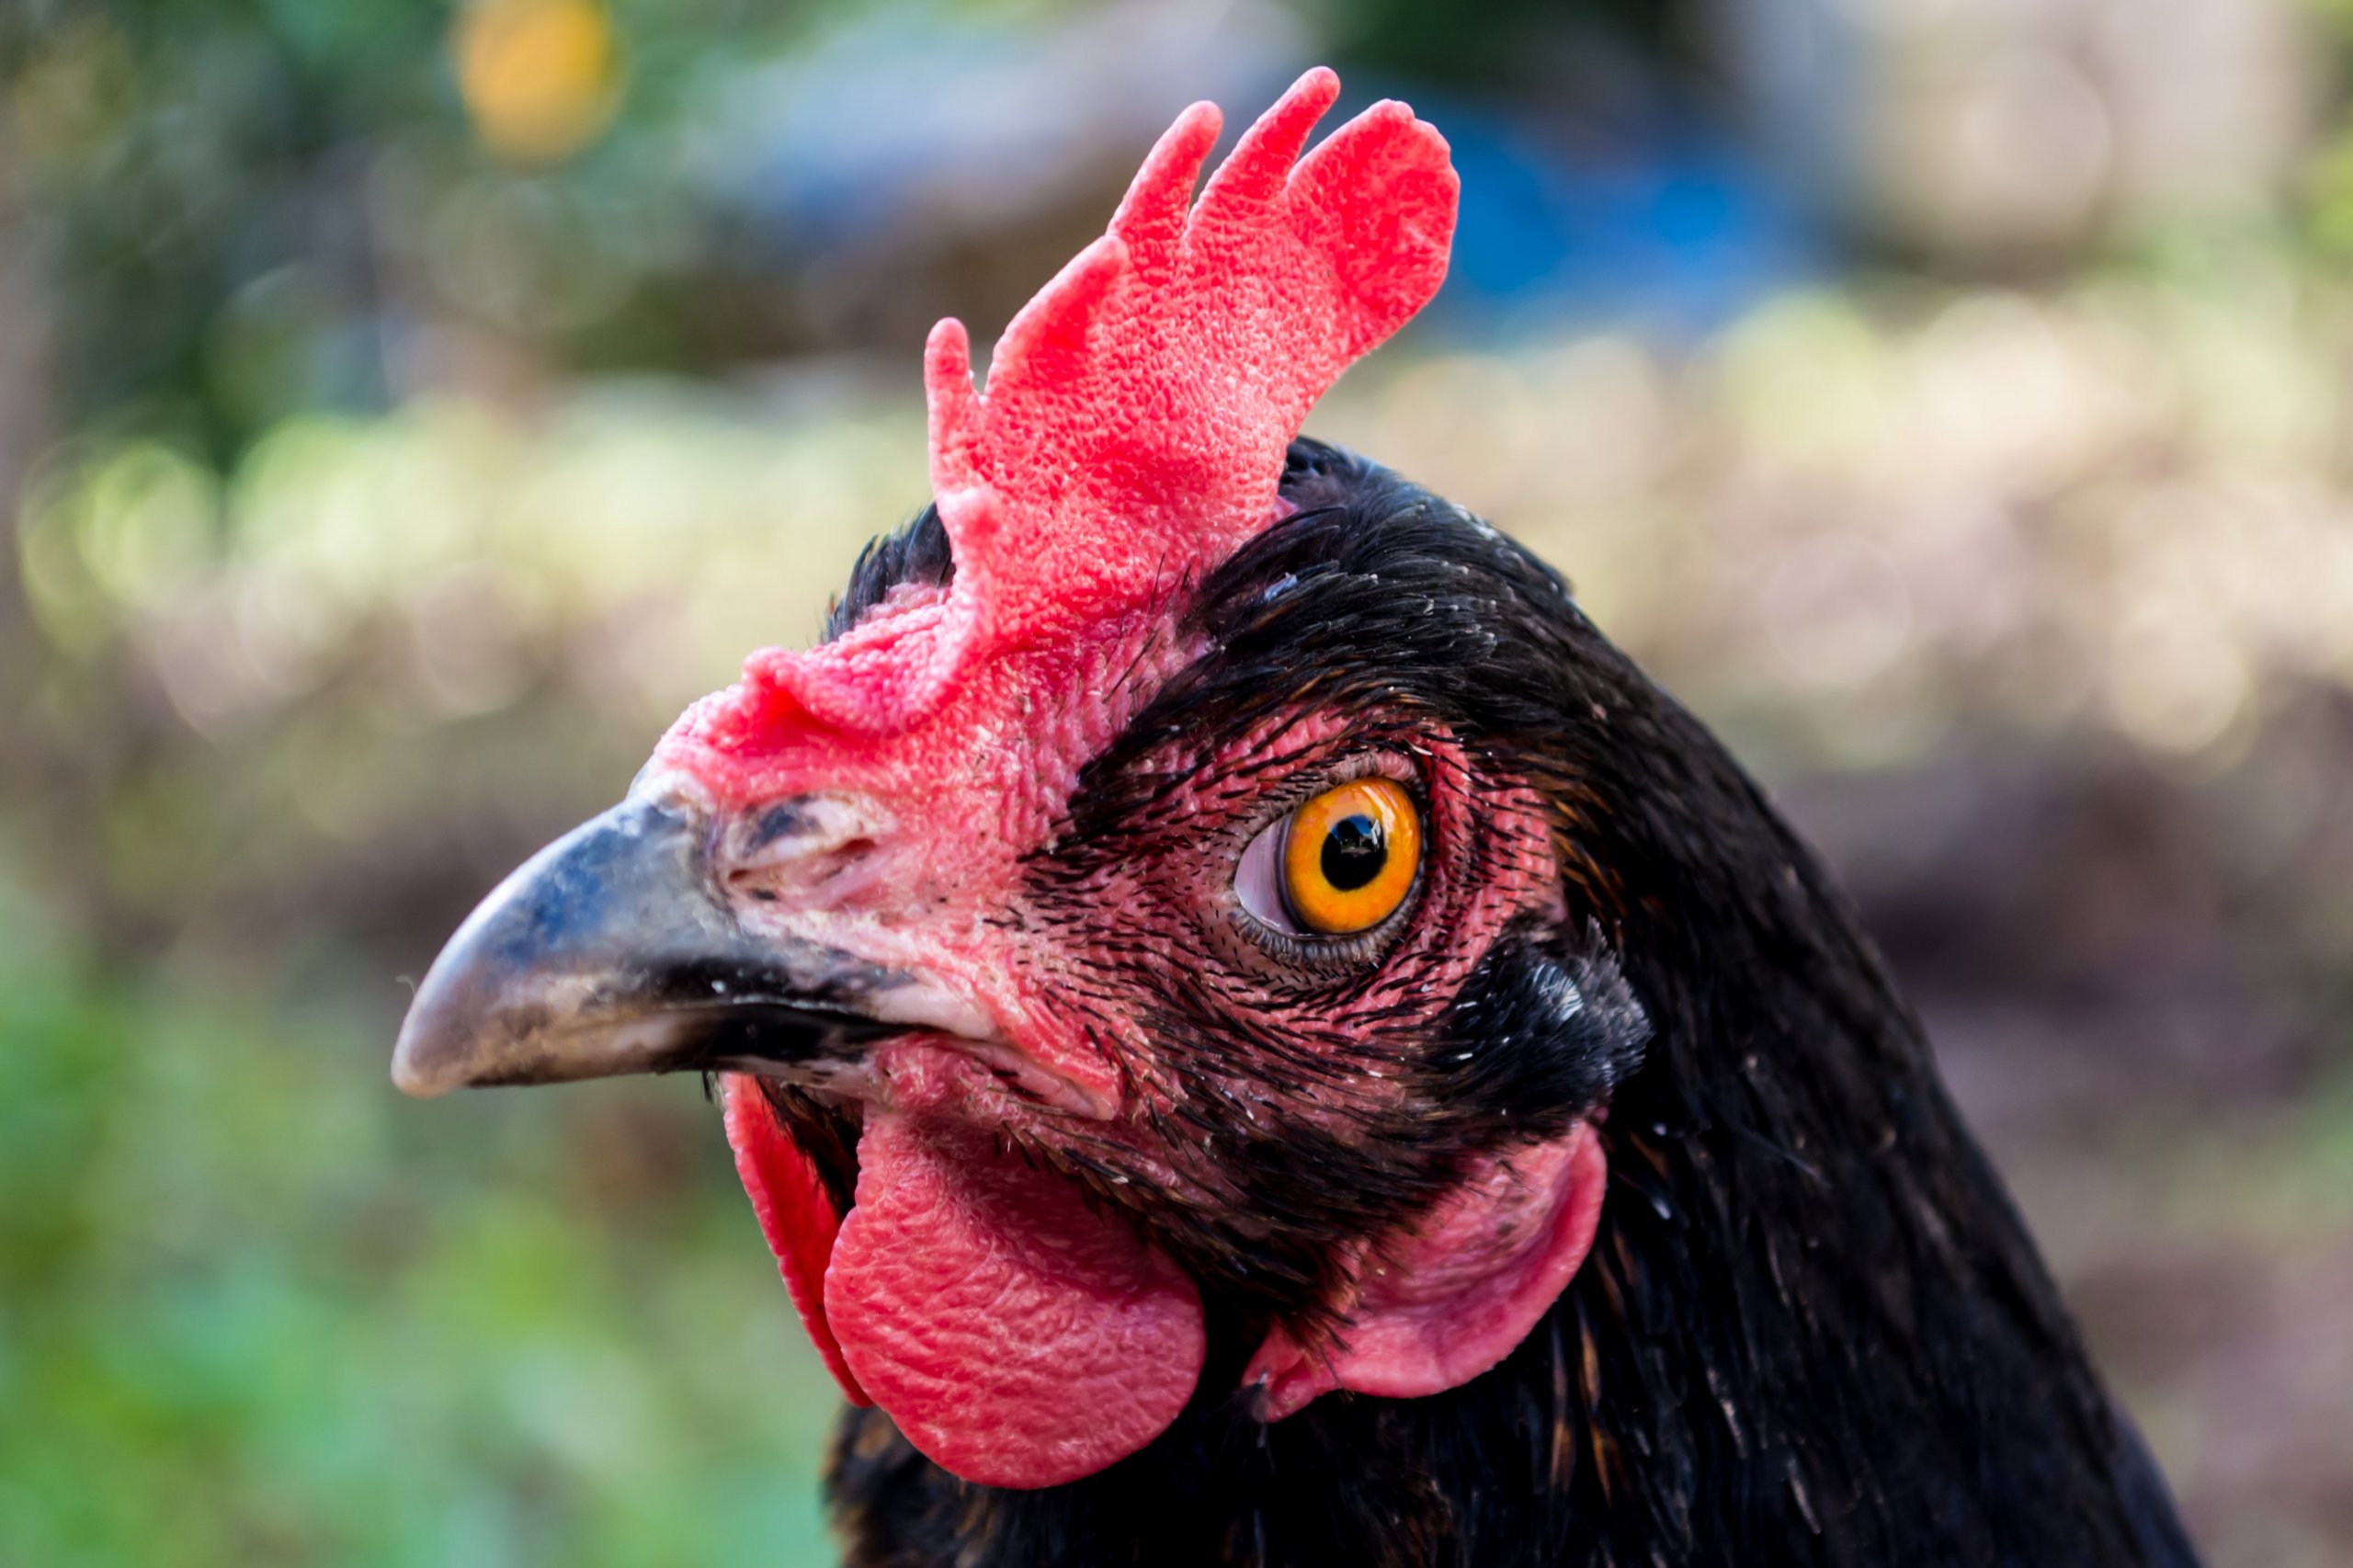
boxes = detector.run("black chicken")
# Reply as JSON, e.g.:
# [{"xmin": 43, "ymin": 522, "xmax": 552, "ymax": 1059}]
[{"xmin": 392, "ymin": 70, "xmax": 2200, "ymax": 1567}]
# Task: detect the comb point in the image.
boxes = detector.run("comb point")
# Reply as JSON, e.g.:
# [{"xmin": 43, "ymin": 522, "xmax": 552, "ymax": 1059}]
[
  {"xmin": 1113, "ymin": 101, "xmax": 1221, "ymax": 278},
  {"xmin": 983, "ymin": 233, "xmax": 1129, "ymax": 407},
  {"xmin": 925, "ymin": 319, "xmax": 982, "ymax": 494},
  {"xmin": 1280, "ymin": 101, "xmax": 1455, "ymax": 362},
  {"xmin": 1194, "ymin": 66, "xmax": 1340, "ymax": 226}
]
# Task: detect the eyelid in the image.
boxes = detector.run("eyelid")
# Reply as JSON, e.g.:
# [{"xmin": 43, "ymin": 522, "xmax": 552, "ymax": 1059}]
[{"xmin": 1233, "ymin": 813, "xmax": 1300, "ymax": 935}]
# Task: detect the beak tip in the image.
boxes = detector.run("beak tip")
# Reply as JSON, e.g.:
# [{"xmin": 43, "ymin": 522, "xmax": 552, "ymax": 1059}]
[
  {"xmin": 390, "ymin": 1025, "xmax": 461, "ymax": 1098},
  {"xmin": 390, "ymin": 1062, "xmax": 442, "ymax": 1099}
]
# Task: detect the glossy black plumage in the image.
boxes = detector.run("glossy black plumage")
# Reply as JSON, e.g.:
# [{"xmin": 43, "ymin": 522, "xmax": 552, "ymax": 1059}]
[{"xmin": 813, "ymin": 439, "xmax": 2201, "ymax": 1568}]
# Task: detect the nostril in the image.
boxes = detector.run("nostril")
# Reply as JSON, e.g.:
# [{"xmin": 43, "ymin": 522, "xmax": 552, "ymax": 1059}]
[
  {"xmin": 738, "ymin": 795, "xmax": 889, "ymax": 855},
  {"xmin": 753, "ymin": 800, "xmax": 837, "ymax": 847},
  {"xmin": 730, "ymin": 840, "xmax": 876, "ymax": 889},
  {"xmin": 730, "ymin": 795, "xmax": 892, "ymax": 896},
  {"xmin": 743, "ymin": 799, "xmax": 819, "ymax": 855}
]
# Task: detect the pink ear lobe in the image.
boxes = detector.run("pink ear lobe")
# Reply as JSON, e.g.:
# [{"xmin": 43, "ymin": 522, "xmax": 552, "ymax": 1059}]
[{"xmin": 1244, "ymin": 1122, "xmax": 1608, "ymax": 1422}]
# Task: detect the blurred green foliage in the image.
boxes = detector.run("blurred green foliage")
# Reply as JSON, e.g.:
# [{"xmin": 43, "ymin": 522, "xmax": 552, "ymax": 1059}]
[
  {"xmin": 0, "ymin": 889, "xmax": 845, "ymax": 1566},
  {"xmin": 1332, "ymin": 0, "xmax": 1684, "ymax": 87},
  {"xmin": 3, "ymin": 0, "xmax": 882, "ymax": 460}
]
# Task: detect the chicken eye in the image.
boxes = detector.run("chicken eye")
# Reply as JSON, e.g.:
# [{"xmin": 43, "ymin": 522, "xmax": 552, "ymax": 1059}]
[{"xmin": 1276, "ymin": 778, "xmax": 1421, "ymax": 935}]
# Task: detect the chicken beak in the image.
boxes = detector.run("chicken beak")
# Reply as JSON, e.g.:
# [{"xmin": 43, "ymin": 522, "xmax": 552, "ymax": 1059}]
[{"xmin": 391, "ymin": 790, "xmax": 910, "ymax": 1098}]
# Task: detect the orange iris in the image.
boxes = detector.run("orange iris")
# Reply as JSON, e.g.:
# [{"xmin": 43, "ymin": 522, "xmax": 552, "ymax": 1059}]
[{"xmin": 1281, "ymin": 778, "xmax": 1422, "ymax": 934}]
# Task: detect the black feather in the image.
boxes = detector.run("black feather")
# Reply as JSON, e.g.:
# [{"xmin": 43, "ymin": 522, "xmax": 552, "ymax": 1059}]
[{"xmin": 825, "ymin": 503, "xmax": 953, "ymax": 641}]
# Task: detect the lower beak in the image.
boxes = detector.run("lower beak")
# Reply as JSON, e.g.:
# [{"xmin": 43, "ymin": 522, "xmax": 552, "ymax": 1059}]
[{"xmin": 392, "ymin": 792, "xmax": 908, "ymax": 1098}]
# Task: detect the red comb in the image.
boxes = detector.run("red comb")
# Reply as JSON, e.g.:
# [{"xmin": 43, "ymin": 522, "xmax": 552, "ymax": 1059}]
[{"xmin": 702, "ymin": 67, "xmax": 1455, "ymax": 742}]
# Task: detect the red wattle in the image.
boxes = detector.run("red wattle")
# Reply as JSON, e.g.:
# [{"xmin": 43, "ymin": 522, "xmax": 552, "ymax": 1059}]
[
  {"xmin": 722, "ymin": 1074, "xmax": 870, "ymax": 1404},
  {"xmin": 824, "ymin": 1109, "xmax": 1206, "ymax": 1489}
]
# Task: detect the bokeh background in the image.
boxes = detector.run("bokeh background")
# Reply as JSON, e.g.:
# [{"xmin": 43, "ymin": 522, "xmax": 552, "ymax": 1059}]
[{"xmin": 3, "ymin": 0, "xmax": 2350, "ymax": 1562}]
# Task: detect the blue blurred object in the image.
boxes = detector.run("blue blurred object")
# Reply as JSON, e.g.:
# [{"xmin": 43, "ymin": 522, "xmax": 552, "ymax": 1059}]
[
  {"xmin": 693, "ymin": 3, "xmax": 1822, "ymax": 343},
  {"xmin": 1390, "ymin": 87, "xmax": 1824, "ymax": 337}
]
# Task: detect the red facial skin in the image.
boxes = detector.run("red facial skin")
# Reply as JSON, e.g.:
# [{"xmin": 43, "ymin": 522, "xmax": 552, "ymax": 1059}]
[
  {"xmin": 664, "ymin": 622, "xmax": 1597, "ymax": 1486},
  {"xmin": 674, "ymin": 696, "xmax": 1561, "ymax": 1151},
  {"xmin": 662, "ymin": 599, "xmax": 1193, "ymax": 1117}
]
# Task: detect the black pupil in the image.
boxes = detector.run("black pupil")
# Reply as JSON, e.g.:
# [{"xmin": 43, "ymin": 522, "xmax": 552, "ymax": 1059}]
[{"xmin": 1321, "ymin": 813, "xmax": 1387, "ymax": 892}]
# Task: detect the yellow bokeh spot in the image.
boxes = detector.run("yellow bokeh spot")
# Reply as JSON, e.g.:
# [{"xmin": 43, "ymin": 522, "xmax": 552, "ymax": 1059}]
[{"xmin": 455, "ymin": 0, "xmax": 624, "ymax": 165}]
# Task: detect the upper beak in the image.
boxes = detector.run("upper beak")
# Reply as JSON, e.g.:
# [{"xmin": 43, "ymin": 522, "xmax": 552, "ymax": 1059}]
[{"xmin": 392, "ymin": 790, "xmax": 911, "ymax": 1097}]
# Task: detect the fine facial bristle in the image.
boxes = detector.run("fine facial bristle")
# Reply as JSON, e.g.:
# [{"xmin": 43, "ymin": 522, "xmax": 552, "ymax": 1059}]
[{"xmin": 722, "ymin": 67, "xmax": 1458, "ymax": 743}]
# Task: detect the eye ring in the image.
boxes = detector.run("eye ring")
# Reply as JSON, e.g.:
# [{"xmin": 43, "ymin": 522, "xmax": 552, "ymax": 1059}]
[{"xmin": 1235, "ymin": 777, "xmax": 1423, "ymax": 939}]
